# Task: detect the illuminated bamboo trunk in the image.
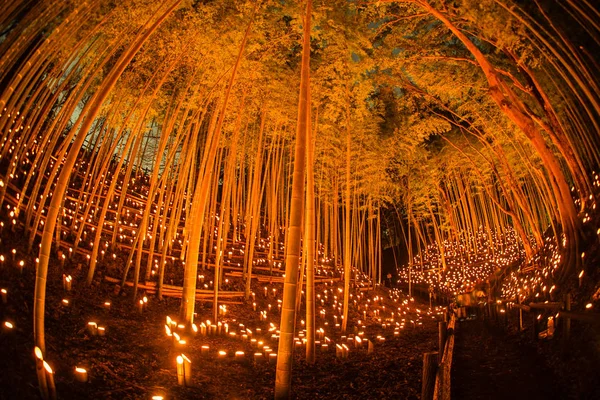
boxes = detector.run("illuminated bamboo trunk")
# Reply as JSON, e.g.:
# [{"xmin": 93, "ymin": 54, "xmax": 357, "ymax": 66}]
[
  {"xmin": 269, "ymin": 132, "xmax": 286, "ymax": 272},
  {"xmin": 275, "ymin": 1, "xmax": 311, "ymax": 397},
  {"xmin": 212, "ymin": 145, "xmax": 230, "ymax": 322},
  {"xmin": 158, "ymin": 181, "xmax": 180, "ymax": 299},
  {"xmin": 305, "ymin": 91, "xmax": 316, "ymax": 363},
  {"xmin": 244, "ymin": 110, "xmax": 267, "ymax": 299},
  {"xmin": 342, "ymin": 105, "xmax": 351, "ymax": 333},
  {"xmin": 376, "ymin": 205, "xmax": 382, "ymax": 285},
  {"xmin": 332, "ymin": 174, "xmax": 339, "ymax": 271}
]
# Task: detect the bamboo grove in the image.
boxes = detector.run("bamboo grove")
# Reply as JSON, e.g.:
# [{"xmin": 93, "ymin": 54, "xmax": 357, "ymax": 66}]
[{"xmin": 0, "ymin": 0, "xmax": 599, "ymax": 398}]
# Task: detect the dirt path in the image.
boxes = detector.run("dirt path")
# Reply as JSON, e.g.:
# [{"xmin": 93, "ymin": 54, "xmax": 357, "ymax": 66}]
[{"xmin": 451, "ymin": 318, "xmax": 566, "ymax": 400}]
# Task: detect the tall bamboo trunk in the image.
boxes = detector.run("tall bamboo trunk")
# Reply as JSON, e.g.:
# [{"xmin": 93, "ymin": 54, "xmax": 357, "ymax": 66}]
[{"xmin": 275, "ymin": 1, "xmax": 311, "ymax": 397}]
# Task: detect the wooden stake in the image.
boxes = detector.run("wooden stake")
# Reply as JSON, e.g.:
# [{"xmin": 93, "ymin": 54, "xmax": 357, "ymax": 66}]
[
  {"xmin": 564, "ymin": 293, "xmax": 571, "ymax": 341},
  {"xmin": 43, "ymin": 361, "xmax": 56, "ymax": 400},
  {"xmin": 176, "ymin": 356, "xmax": 185, "ymax": 386},
  {"xmin": 182, "ymin": 354, "xmax": 192, "ymax": 386},
  {"xmin": 438, "ymin": 321, "xmax": 447, "ymax": 363},
  {"xmin": 518, "ymin": 297, "xmax": 523, "ymax": 331},
  {"xmin": 421, "ymin": 352, "xmax": 438, "ymax": 400}
]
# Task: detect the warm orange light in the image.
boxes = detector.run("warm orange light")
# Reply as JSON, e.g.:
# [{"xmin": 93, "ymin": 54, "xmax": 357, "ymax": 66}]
[
  {"xmin": 43, "ymin": 361, "xmax": 53, "ymax": 374},
  {"xmin": 34, "ymin": 346, "xmax": 43, "ymax": 360}
]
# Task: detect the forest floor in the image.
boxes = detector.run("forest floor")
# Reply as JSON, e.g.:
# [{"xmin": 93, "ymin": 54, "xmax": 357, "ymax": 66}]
[
  {"xmin": 0, "ymin": 245, "xmax": 440, "ymax": 400},
  {"xmin": 452, "ymin": 317, "xmax": 565, "ymax": 400},
  {"xmin": 452, "ymin": 311, "xmax": 600, "ymax": 400}
]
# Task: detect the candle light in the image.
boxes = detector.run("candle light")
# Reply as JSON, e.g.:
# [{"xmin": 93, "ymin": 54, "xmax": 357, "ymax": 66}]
[
  {"xmin": 75, "ymin": 367, "xmax": 88, "ymax": 383},
  {"xmin": 166, "ymin": 316, "xmax": 175, "ymax": 329},
  {"xmin": 1, "ymin": 288, "xmax": 7, "ymax": 304},
  {"xmin": 62, "ymin": 275, "xmax": 72, "ymax": 291},
  {"xmin": 3, "ymin": 321, "xmax": 14, "ymax": 332},
  {"xmin": 253, "ymin": 353, "xmax": 264, "ymax": 363},
  {"xmin": 87, "ymin": 322, "xmax": 98, "ymax": 336},
  {"xmin": 97, "ymin": 326, "xmax": 106, "ymax": 336}
]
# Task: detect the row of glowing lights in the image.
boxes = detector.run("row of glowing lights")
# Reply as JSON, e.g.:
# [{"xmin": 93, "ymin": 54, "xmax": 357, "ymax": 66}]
[
  {"xmin": 4, "ymin": 190, "xmax": 330, "ymax": 271},
  {"xmin": 0, "ymin": 278, "xmax": 441, "ymax": 399},
  {"xmin": 397, "ymin": 227, "xmax": 525, "ymax": 293},
  {"xmin": 1, "ymin": 138, "xmax": 338, "ymax": 270}
]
